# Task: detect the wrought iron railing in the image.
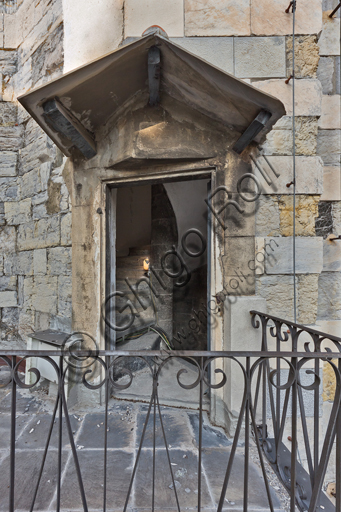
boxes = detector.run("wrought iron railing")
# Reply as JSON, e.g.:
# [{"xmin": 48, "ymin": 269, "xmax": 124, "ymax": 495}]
[{"xmin": 0, "ymin": 312, "xmax": 340, "ymax": 512}]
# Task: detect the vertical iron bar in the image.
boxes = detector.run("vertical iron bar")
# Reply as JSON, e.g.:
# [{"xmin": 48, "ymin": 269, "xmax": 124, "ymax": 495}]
[
  {"xmin": 336, "ymin": 359, "xmax": 341, "ymax": 512},
  {"xmin": 276, "ymin": 337, "xmax": 280, "ymax": 441},
  {"xmin": 243, "ymin": 358, "xmax": 250, "ymax": 512},
  {"xmin": 56, "ymin": 356, "xmax": 63, "ymax": 512},
  {"xmin": 292, "ymin": 2, "xmax": 297, "ymax": 323},
  {"xmin": 103, "ymin": 364, "xmax": 109, "ymax": 512},
  {"xmin": 152, "ymin": 369, "xmax": 156, "ymax": 512},
  {"xmin": 313, "ymin": 355, "xmax": 320, "ymax": 484},
  {"xmin": 9, "ymin": 356, "xmax": 16, "ymax": 512},
  {"xmin": 198, "ymin": 357, "xmax": 203, "ymax": 512},
  {"xmin": 290, "ymin": 358, "xmax": 298, "ymax": 512}
]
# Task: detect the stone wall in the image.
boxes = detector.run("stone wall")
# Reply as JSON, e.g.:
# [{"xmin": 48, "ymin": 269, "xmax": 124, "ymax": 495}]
[{"xmin": 0, "ymin": 0, "xmax": 71, "ymax": 348}]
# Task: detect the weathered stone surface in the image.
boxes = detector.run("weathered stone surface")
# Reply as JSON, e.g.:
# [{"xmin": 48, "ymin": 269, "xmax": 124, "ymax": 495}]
[
  {"xmin": 256, "ymin": 275, "xmax": 296, "ymax": 319},
  {"xmin": 24, "ymin": 276, "xmax": 58, "ymax": 315},
  {"xmin": 319, "ymin": 13, "xmax": 340, "ymax": 55},
  {"xmin": 4, "ymin": 197, "xmax": 31, "ymax": 225},
  {"xmin": 255, "ymin": 196, "xmax": 280, "ymax": 236},
  {"xmin": 63, "ymin": 0, "xmax": 122, "ymax": 72},
  {"xmin": 17, "ymin": 216, "xmax": 60, "ymax": 251},
  {"xmin": 47, "ymin": 247, "xmax": 72, "ymax": 276},
  {"xmin": 317, "ymin": 57, "xmax": 337, "ymax": 95},
  {"xmin": 0, "ymin": 49, "xmax": 17, "ymax": 76},
  {"xmin": 297, "ymin": 274, "xmax": 319, "ymax": 324},
  {"xmin": 0, "ymin": 176, "xmax": 18, "ymax": 201},
  {"xmin": 261, "ymin": 117, "xmax": 318, "ymax": 156},
  {"xmin": 253, "ymin": 79, "xmax": 322, "ymax": 116},
  {"xmin": 318, "ymin": 272, "xmax": 341, "ymax": 320},
  {"xmin": 61, "ymin": 212, "xmax": 71, "ymax": 246},
  {"xmin": 58, "ymin": 275, "xmax": 72, "ymax": 316},
  {"xmin": 279, "ymin": 195, "xmax": 320, "ymax": 236},
  {"xmin": 33, "ymin": 248, "xmax": 47, "ymax": 275},
  {"xmin": 0, "ymin": 225, "xmax": 16, "ymax": 253},
  {"xmin": 20, "ymin": 169, "xmax": 42, "ymax": 199},
  {"xmin": 263, "ymin": 236, "xmax": 323, "ymax": 274},
  {"xmin": 3, "ymin": 12, "xmax": 19, "ymax": 48},
  {"xmin": 332, "ymin": 202, "xmax": 341, "ymax": 232},
  {"xmin": 31, "ymin": 24, "xmax": 63, "ymax": 87},
  {"xmin": 19, "ymin": 134, "xmax": 52, "ymax": 176},
  {"xmin": 185, "ymin": 0, "xmax": 251, "ymax": 36},
  {"xmin": 0, "ymin": 126, "xmax": 23, "ymax": 150},
  {"xmin": 253, "ymin": 155, "xmax": 324, "ymax": 194},
  {"xmin": 321, "ymin": 166, "xmax": 341, "ymax": 201},
  {"xmin": 0, "ymin": 102, "xmax": 17, "ymax": 126},
  {"xmin": 234, "ymin": 36, "xmax": 286, "ymax": 78},
  {"xmin": 317, "ymin": 130, "xmax": 341, "ymax": 165},
  {"xmin": 125, "ymin": 0, "xmax": 183, "ymax": 37},
  {"xmin": 4, "ymin": 251, "xmax": 33, "ymax": 276},
  {"xmin": 323, "ymin": 239, "xmax": 341, "ymax": 271},
  {"xmin": 0, "ymin": 151, "xmax": 17, "ymax": 176},
  {"xmin": 0, "ymin": 275, "xmax": 17, "ymax": 291},
  {"xmin": 170, "ymin": 37, "xmax": 234, "ymax": 74},
  {"xmin": 319, "ymin": 96, "xmax": 341, "ymax": 130},
  {"xmin": 286, "ymin": 36, "xmax": 320, "ymax": 78},
  {"xmin": 0, "ymin": 291, "xmax": 17, "ymax": 307},
  {"xmin": 251, "ymin": 0, "xmax": 322, "ymax": 36}
]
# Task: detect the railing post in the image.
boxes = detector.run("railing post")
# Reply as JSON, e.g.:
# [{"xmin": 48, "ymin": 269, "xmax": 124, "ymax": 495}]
[{"xmin": 9, "ymin": 356, "xmax": 16, "ymax": 512}]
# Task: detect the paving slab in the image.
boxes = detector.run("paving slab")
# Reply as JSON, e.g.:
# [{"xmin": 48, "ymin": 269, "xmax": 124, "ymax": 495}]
[
  {"xmin": 77, "ymin": 410, "xmax": 135, "ymax": 450},
  {"xmin": 0, "ymin": 450, "xmax": 68, "ymax": 511},
  {"xmin": 56, "ymin": 449, "xmax": 134, "ymax": 510},
  {"xmin": 134, "ymin": 448, "xmax": 213, "ymax": 509},
  {"xmin": 0, "ymin": 412, "xmax": 35, "ymax": 449},
  {"xmin": 188, "ymin": 412, "xmax": 233, "ymax": 449},
  {"xmin": 0, "ymin": 388, "xmax": 42, "ymax": 414},
  {"xmin": 135, "ymin": 408, "xmax": 195, "ymax": 450}
]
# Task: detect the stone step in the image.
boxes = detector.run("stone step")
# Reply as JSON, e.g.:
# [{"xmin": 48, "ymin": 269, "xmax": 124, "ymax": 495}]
[
  {"xmin": 116, "ymin": 254, "xmax": 148, "ymax": 269},
  {"xmin": 116, "ymin": 268, "xmax": 146, "ymax": 281},
  {"xmin": 128, "ymin": 245, "xmax": 151, "ymax": 256}
]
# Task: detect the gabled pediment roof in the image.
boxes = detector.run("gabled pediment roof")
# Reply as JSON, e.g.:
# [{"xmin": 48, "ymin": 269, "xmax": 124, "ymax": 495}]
[{"xmin": 18, "ymin": 33, "xmax": 286, "ymax": 159}]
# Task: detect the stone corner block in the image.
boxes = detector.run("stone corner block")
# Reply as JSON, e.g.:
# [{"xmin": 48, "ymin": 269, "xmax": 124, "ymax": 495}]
[
  {"xmin": 319, "ymin": 95, "xmax": 341, "ymax": 130},
  {"xmin": 0, "ymin": 290, "xmax": 17, "ymax": 307},
  {"xmin": 319, "ymin": 15, "xmax": 340, "ymax": 56},
  {"xmin": 185, "ymin": 0, "xmax": 251, "ymax": 36},
  {"xmin": 170, "ymin": 37, "xmax": 234, "ymax": 74},
  {"xmin": 323, "ymin": 239, "xmax": 341, "ymax": 272},
  {"xmin": 234, "ymin": 37, "xmax": 286, "ymax": 79},
  {"xmin": 264, "ymin": 236, "xmax": 323, "ymax": 275},
  {"xmin": 125, "ymin": 0, "xmax": 184, "ymax": 37},
  {"xmin": 321, "ymin": 166, "xmax": 341, "ymax": 201}
]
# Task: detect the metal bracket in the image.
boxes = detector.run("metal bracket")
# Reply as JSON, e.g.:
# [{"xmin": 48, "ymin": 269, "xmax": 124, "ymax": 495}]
[
  {"xmin": 232, "ymin": 110, "xmax": 272, "ymax": 155},
  {"xmin": 148, "ymin": 46, "xmax": 161, "ymax": 106},
  {"xmin": 329, "ymin": 2, "xmax": 341, "ymax": 17},
  {"xmin": 43, "ymin": 98, "xmax": 97, "ymax": 159}
]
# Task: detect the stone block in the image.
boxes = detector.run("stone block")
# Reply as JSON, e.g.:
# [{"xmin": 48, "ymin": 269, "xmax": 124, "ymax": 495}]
[
  {"xmin": 256, "ymin": 275, "xmax": 296, "ymax": 319},
  {"xmin": 0, "ymin": 177, "xmax": 19, "ymax": 201},
  {"xmin": 336, "ymin": 56, "xmax": 340, "ymax": 93},
  {"xmin": 33, "ymin": 248, "xmax": 47, "ymax": 275},
  {"xmin": 31, "ymin": 24, "xmax": 63, "ymax": 87},
  {"xmin": 252, "ymin": 155, "xmax": 324, "ymax": 194},
  {"xmin": 24, "ymin": 275, "xmax": 58, "ymax": 315},
  {"xmin": 58, "ymin": 275, "xmax": 72, "ymax": 318},
  {"xmin": 319, "ymin": 96, "xmax": 341, "ymax": 130},
  {"xmin": 321, "ymin": 166, "xmax": 341, "ymax": 201},
  {"xmin": 170, "ymin": 37, "xmax": 234, "ymax": 74},
  {"xmin": 0, "ymin": 126, "xmax": 23, "ymax": 150},
  {"xmin": 4, "ymin": 197, "xmax": 31, "ymax": 225},
  {"xmin": 125, "ymin": 0, "xmax": 183, "ymax": 37},
  {"xmin": 297, "ymin": 274, "xmax": 319, "ymax": 324},
  {"xmin": 253, "ymin": 79, "xmax": 322, "ymax": 116},
  {"xmin": 255, "ymin": 196, "xmax": 280, "ymax": 236},
  {"xmin": 234, "ymin": 36, "xmax": 286, "ymax": 79},
  {"xmin": 286, "ymin": 36, "xmax": 320, "ymax": 79},
  {"xmin": 251, "ymin": 0, "xmax": 322, "ymax": 36},
  {"xmin": 47, "ymin": 247, "xmax": 72, "ymax": 276},
  {"xmin": 0, "ymin": 275, "xmax": 17, "ymax": 291},
  {"xmin": 185, "ymin": 0, "xmax": 250, "ymax": 36},
  {"xmin": 263, "ymin": 236, "xmax": 323, "ymax": 274},
  {"xmin": 17, "ymin": 216, "xmax": 60, "ymax": 251},
  {"xmin": 261, "ymin": 117, "xmax": 318, "ymax": 156},
  {"xmin": 318, "ymin": 272, "xmax": 341, "ymax": 320},
  {"xmin": 0, "ymin": 102, "xmax": 17, "ymax": 126},
  {"xmin": 319, "ymin": 14, "xmax": 340, "ymax": 55},
  {"xmin": 63, "ymin": 0, "xmax": 123, "ymax": 72},
  {"xmin": 317, "ymin": 57, "xmax": 336, "ymax": 95},
  {"xmin": 0, "ymin": 49, "xmax": 17, "ymax": 76},
  {"xmin": 332, "ymin": 202, "xmax": 341, "ymax": 232},
  {"xmin": 0, "ymin": 225, "xmax": 16, "ymax": 253},
  {"xmin": 3, "ymin": 12, "xmax": 19, "ymax": 48},
  {"xmin": 4, "ymin": 251, "xmax": 33, "ymax": 276},
  {"xmin": 278, "ymin": 196, "xmax": 320, "ymax": 236},
  {"xmin": 317, "ymin": 130, "xmax": 341, "ymax": 165},
  {"xmin": 0, "ymin": 291, "xmax": 17, "ymax": 307},
  {"xmin": 61, "ymin": 212, "xmax": 72, "ymax": 246},
  {"xmin": 0, "ymin": 151, "xmax": 17, "ymax": 176},
  {"xmin": 20, "ymin": 169, "xmax": 42, "ymax": 199},
  {"xmin": 19, "ymin": 134, "xmax": 51, "ymax": 176},
  {"xmin": 323, "ymin": 239, "xmax": 341, "ymax": 271}
]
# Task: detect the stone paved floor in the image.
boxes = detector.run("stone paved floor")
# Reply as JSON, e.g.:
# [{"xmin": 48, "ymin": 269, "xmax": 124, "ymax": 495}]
[{"xmin": 0, "ymin": 385, "xmax": 285, "ymax": 512}]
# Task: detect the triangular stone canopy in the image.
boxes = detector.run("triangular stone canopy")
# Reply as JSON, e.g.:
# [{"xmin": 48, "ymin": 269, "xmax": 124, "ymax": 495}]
[{"xmin": 18, "ymin": 32, "xmax": 286, "ymax": 160}]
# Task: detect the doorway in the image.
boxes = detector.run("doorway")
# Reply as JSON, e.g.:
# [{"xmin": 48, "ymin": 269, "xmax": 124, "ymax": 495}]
[{"xmin": 106, "ymin": 176, "xmax": 211, "ymax": 355}]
